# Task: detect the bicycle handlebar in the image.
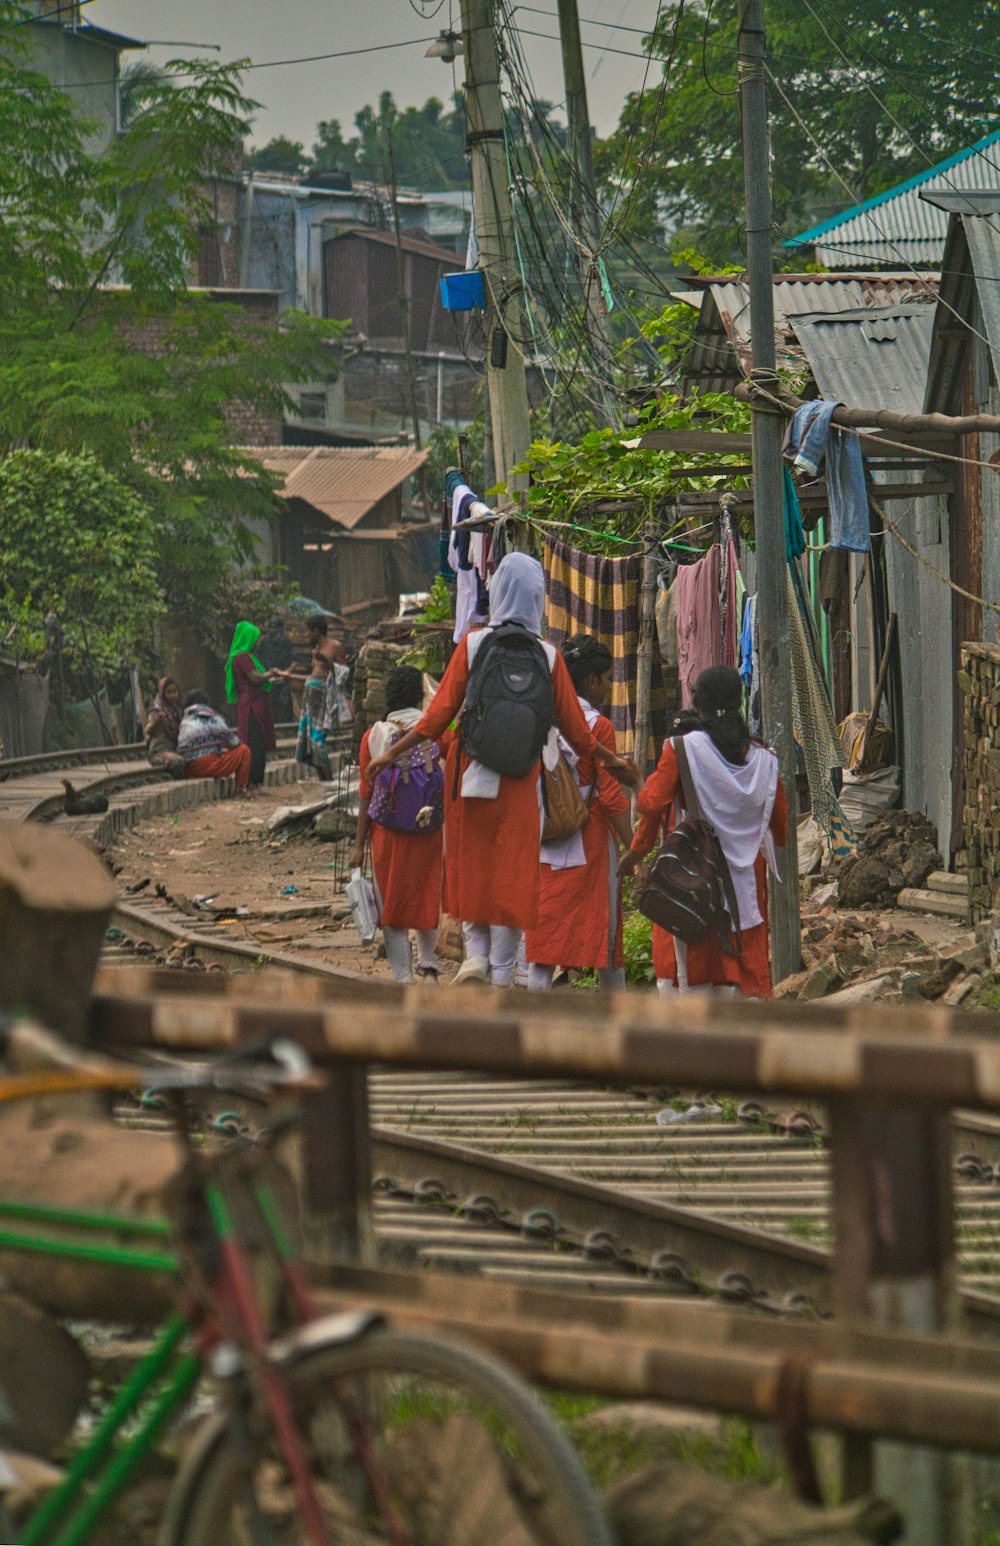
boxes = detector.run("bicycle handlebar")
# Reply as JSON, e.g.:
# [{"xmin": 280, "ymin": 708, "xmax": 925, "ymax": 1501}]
[{"xmin": 0, "ymin": 1018, "xmax": 319, "ymax": 1105}]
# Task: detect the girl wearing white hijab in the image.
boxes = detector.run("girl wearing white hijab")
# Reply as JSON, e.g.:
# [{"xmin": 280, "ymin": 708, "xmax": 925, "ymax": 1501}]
[
  {"xmin": 620, "ymin": 666, "xmax": 789, "ymax": 998},
  {"xmin": 368, "ymin": 553, "xmax": 638, "ymax": 985}
]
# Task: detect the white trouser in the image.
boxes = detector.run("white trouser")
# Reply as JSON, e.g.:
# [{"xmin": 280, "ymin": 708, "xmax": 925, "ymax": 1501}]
[
  {"xmin": 383, "ymin": 926, "xmax": 440, "ymax": 984},
  {"xmin": 462, "ymin": 923, "xmax": 522, "ymax": 986},
  {"xmin": 527, "ymin": 963, "xmax": 626, "ymax": 993}
]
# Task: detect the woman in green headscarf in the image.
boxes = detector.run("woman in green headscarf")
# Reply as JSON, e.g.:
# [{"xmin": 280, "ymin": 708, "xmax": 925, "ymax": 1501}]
[{"xmin": 226, "ymin": 620, "xmax": 276, "ymax": 789}]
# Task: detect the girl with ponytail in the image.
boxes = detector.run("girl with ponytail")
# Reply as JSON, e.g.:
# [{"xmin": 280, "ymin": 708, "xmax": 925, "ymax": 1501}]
[
  {"xmin": 525, "ymin": 635, "xmax": 635, "ymax": 992},
  {"xmin": 619, "ymin": 665, "xmax": 789, "ymax": 998}
]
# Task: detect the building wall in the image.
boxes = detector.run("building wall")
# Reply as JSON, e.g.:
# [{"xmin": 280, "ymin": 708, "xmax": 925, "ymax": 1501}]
[
  {"xmin": 25, "ymin": 21, "xmax": 121, "ymax": 152},
  {"xmin": 884, "ymin": 479, "xmax": 954, "ymax": 855}
]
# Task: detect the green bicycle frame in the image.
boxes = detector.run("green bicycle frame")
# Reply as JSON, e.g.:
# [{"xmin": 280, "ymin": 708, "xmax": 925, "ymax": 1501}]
[{"xmin": 0, "ymin": 1175, "xmax": 296, "ymax": 1546}]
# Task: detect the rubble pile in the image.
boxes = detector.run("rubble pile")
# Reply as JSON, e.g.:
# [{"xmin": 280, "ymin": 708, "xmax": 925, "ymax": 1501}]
[
  {"xmin": 778, "ymin": 898, "xmax": 987, "ymax": 1007},
  {"xmin": 833, "ymin": 810, "xmax": 941, "ymax": 909}
]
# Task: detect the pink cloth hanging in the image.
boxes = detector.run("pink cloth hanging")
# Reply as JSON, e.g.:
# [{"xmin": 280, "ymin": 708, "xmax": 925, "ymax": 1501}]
[{"xmin": 675, "ymin": 545, "xmax": 721, "ymax": 709}]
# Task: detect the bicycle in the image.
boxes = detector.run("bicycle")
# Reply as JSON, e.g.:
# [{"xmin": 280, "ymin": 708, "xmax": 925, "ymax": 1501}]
[{"xmin": 0, "ymin": 1019, "xmax": 613, "ymax": 1546}]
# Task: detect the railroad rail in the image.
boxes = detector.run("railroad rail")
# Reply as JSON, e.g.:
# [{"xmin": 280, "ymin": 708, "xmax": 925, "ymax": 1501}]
[{"xmin": 10, "ymin": 742, "xmax": 1000, "ymax": 1536}]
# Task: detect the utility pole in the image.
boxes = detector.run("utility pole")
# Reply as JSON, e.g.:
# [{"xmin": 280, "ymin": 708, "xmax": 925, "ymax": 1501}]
[
  {"xmin": 556, "ymin": 0, "xmax": 616, "ymax": 428},
  {"xmin": 737, "ymin": 0, "xmax": 800, "ymax": 982},
  {"xmin": 458, "ymin": 0, "xmax": 532, "ymax": 506},
  {"xmin": 383, "ymin": 108, "xmax": 431, "ymax": 518}
]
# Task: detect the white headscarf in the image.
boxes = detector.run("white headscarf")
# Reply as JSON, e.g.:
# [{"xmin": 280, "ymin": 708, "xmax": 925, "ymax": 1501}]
[{"xmin": 487, "ymin": 552, "xmax": 545, "ymax": 636}]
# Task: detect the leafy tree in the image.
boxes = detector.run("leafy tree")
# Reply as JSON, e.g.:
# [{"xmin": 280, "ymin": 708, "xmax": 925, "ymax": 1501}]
[
  {"xmin": 0, "ymin": 450, "xmax": 162, "ymax": 671},
  {"xmin": 0, "ymin": 3, "xmax": 345, "ymax": 607},
  {"xmin": 246, "ymin": 135, "xmax": 308, "ymax": 176},
  {"xmin": 310, "ymin": 92, "xmax": 469, "ymax": 189},
  {"xmin": 596, "ymin": 0, "xmax": 1000, "ymax": 261}
]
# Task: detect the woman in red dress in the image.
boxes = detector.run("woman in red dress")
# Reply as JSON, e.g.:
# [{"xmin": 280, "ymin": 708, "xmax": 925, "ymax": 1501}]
[
  {"xmin": 351, "ymin": 665, "xmax": 444, "ymax": 984},
  {"xmin": 620, "ymin": 666, "xmax": 789, "ymax": 998},
  {"xmin": 524, "ymin": 636, "xmax": 633, "ymax": 992},
  {"xmin": 365, "ymin": 555, "xmax": 639, "ymax": 986}
]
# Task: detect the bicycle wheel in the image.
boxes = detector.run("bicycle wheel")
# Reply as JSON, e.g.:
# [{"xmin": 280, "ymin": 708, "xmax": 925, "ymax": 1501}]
[{"xmin": 163, "ymin": 1325, "xmax": 612, "ymax": 1546}]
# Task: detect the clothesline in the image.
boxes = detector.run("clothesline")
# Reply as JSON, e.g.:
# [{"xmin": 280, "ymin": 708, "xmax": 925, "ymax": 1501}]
[
  {"xmin": 747, "ymin": 380, "xmax": 1000, "ymax": 478},
  {"xmin": 870, "ymin": 495, "xmax": 1000, "ymax": 616}
]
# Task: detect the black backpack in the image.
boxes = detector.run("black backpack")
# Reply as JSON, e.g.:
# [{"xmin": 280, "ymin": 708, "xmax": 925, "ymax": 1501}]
[
  {"xmin": 460, "ymin": 623, "xmax": 555, "ymax": 779},
  {"xmin": 639, "ymin": 737, "xmax": 742, "ymax": 955}
]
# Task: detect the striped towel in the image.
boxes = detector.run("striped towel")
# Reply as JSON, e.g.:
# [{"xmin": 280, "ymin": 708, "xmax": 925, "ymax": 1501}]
[{"xmin": 543, "ymin": 535, "xmax": 667, "ymax": 759}]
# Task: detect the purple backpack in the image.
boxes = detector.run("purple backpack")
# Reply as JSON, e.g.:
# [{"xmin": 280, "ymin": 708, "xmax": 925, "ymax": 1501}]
[{"xmin": 368, "ymin": 735, "xmax": 445, "ymax": 835}]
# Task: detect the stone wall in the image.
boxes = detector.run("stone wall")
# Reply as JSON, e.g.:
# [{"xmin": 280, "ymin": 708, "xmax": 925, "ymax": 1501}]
[{"xmin": 961, "ymin": 641, "xmax": 1000, "ymax": 919}]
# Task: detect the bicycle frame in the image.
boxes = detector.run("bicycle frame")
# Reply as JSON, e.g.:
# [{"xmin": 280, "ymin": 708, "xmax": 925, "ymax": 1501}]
[{"xmin": 0, "ymin": 1166, "xmax": 333, "ymax": 1546}]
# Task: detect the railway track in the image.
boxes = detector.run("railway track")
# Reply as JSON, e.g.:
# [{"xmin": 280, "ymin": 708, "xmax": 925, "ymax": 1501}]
[{"xmin": 11, "ymin": 739, "xmax": 1000, "ymax": 1329}]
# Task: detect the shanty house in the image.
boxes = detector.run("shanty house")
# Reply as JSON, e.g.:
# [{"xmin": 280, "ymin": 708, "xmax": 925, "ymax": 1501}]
[
  {"xmin": 678, "ymin": 272, "xmax": 954, "ymax": 852},
  {"xmin": 240, "ymin": 445, "xmax": 435, "ymax": 629},
  {"xmin": 921, "ymin": 192, "xmax": 1000, "ymax": 854}
]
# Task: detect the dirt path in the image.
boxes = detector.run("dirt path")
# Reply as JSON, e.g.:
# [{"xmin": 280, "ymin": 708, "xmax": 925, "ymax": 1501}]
[{"xmin": 107, "ymin": 785, "xmax": 401, "ymax": 980}]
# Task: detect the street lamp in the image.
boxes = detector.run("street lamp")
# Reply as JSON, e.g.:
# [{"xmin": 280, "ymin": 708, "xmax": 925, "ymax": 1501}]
[{"xmin": 425, "ymin": 30, "xmax": 463, "ymax": 62}]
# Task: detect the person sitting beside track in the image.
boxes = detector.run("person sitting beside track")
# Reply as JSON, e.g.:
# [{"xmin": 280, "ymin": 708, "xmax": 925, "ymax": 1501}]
[
  {"xmin": 144, "ymin": 675, "xmax": 185, "ymax": 779},
  {"xmin": 177, "ymin": 689, "xmax": 252, "ymax": 791}
]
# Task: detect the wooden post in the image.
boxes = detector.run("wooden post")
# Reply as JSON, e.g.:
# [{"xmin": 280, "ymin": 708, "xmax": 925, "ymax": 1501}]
[
  {"xmin": 300, "ymin": 1063, "xmax": 374, "ymax": 1266},
  {"xmin": 827, "ymin": 1097, "xmax": 969, "ymax": 1544},
  {"xmin": 0, "ymin": 823, "xmax": 115, "ymax": 1043},
  {"xmin": 633, "ymin": 521, "xmax": 659, "ymax": 774}
]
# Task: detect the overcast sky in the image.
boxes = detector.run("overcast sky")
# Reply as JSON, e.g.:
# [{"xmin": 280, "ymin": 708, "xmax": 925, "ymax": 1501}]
[{"xmin": 92, "ymin": 0, "xmax": 657, "ymax": 153}]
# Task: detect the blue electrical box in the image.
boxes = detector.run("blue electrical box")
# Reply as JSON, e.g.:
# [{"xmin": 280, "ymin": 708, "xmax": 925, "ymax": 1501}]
[{"xmin": 440, "ymin": 271, "xmax": 485, "ymax": 311}]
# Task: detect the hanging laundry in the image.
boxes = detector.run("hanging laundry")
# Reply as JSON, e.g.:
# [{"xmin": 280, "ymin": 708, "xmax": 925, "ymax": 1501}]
[
  {"xmin": 655, "ymin": 576, "xmax": 678, "ymax": 668},
  {"xmin": 739, "ymin": 594, "xmax": 762, "ymax": 739},
  {"xmin": 674, "ymin": 544, "xmax": 721, "ymax": 710},
  {"xmin": 543, "ymin": 535, "xmax": 667, "ymax": 753},
  {"xmin": 720, "ymin": 532, "xmax": 740, "ymax": 668},
  {"xmin": 786, "ymin": 564, "xmax": 853, "ymax": 844},
  {"xmin": 445, "ymin": 477, "xmax": 491, "ymax": 642},
  {"xmin": 783, "ymin": 400, "xmax": 869, "ymax": 553},
  {"xmin": 784, "ymin": 465, "xmax": 806, "ymax": 562}
]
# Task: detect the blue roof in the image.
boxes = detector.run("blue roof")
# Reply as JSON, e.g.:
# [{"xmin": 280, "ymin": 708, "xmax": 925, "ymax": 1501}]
[{"xmin": 785, "ymin": 128, "xmax": 1000, "ymax": 265}]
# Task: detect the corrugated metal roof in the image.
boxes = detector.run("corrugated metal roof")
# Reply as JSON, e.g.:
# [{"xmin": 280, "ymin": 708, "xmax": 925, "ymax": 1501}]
[
  {"xmin": 683, "ymin": 274, "xmax": 938, "ymax": 393},
  {"xmin": 326, "ymin": 226, "xmax": 459, "ymax": 264},
  {"xmin": 792, "ymin": 305, "xmax": 936, "ymax": 416},
  {"xmin": 785, "ymin": 129, "xmax": 1000, "ymax": 269},
  {"xmin": 241, "ymin": 446, "xmax": 429, "ymax": 530}
]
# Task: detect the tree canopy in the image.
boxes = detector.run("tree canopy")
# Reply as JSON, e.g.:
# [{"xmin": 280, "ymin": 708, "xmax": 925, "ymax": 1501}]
[
  {"xmin": 596, "ymin": 0, "xmax": 1000, "ymax": 261},
  {"xmin": 0, "ymin": 2, "xmax": 344, "ymax": 635},
  {"xmin": 0, "ymin": 450, "xmax": 162, "ymax": 672},
  {"xmin": 248, "ymin": 92, "xmax": 471, "ymax": 190}
]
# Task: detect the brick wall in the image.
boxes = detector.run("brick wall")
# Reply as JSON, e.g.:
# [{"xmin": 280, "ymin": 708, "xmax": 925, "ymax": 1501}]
[
  {"xmin": 122, "ymin": 289, "xmax": 282, "ymax": 446},
  {"xmin": 961, "ymin": 641, "xmax": 1000, "ymax": 920}
]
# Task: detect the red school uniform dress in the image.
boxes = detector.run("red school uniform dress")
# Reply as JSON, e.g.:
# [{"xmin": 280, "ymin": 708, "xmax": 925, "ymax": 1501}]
[
  {"xmin": 632, "ymin": 735, "xmax": 789, "ymax": 998},
  {"xmin": 414, "ymin": 632, "xmax": 600, "ymax": 932},
  {"xmin": 359, "ymin": 728, "xmax": 444, "ymax": 933},
  {"xmin": 524, "ymin": 705, "xmax": 628, "ymax": 970}
]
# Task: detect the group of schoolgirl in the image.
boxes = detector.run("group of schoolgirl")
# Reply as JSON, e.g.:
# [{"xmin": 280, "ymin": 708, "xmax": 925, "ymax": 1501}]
[{"xmin": 352, "ymin": 552, "xmax": 787, "ymax": 997}]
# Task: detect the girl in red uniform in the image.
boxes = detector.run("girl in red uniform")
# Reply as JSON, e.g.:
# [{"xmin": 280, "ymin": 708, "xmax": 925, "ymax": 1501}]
[
  {"xmin": 525, "ymin": 636, "xmax": 633, "ymax": 993},
  {"xmin": 366, "ymin": 555, "xmax": 639, "ymax": 986},
  {"xmin": 620, "ymin": 666, "xmax": 789, "ymax": 998},
  {"xmin": 351, "ymin": 665, "xmax": 444, "ymax": 984}
]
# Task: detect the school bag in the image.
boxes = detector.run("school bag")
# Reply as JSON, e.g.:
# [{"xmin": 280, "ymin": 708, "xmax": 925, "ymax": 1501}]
[
  {"xmin": 368, "ymin": 735, "xmax": 445, "ymax": 835},
  {"xmin": 460, "ymin": 622, "xmax": 555, "ymax": 779},
  {"xmin": 541, "ymin": 752, "xmax": 592, "ymax": 842},
  {"xmin": 638, "ymin": 737, "xmax": 742, "ymax": 954}
]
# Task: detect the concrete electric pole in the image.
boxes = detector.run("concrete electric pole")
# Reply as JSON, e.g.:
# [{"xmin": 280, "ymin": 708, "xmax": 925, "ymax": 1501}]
[
  {"xmin": 458, "ymin": 0, "xmax": 533, "ymax": 504},
  {"xmin": 736, "ymin": 0, "xmax": 800, "ymax": 981},
  {"xmin": 556, "ymin": 0, "xmax": 617, "ymax": 427}
]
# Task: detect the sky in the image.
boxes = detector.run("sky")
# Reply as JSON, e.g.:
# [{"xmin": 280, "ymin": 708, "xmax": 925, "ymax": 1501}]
[{"xmin": 91, "ymin": 0, "xmax": 658, "ymax": 154}]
